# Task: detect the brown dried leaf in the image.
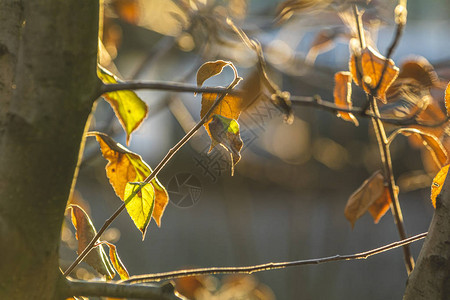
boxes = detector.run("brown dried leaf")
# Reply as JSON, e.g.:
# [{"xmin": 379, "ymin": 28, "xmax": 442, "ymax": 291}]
[
  {"xmin": 196, "ymin": 60, "xmax": 232, "ymax": 88},
  {"xmin": 397, "ymin": 56, "xmax": 439, "ymax": 89},
  {"xmin": 70, "ymin": 205, "xmax": 115, "ymax": 279},
  {"xmin": 88, "ymin": 132, "xmax": 169, "ymax": 237},
  {"xmin": 333, "ymin": 71, "xmax": 359, "ymax": 126},
  {"xmin": 344, "ymin": 170, "xmax": 385, "ymax": 228},
  {"xmin": 431, "ymin": 164, "xmax": 449, "ymax": 208},
  {"xmin": 349, "ymin": 46, "xmax": 399, "ymax": 102}
]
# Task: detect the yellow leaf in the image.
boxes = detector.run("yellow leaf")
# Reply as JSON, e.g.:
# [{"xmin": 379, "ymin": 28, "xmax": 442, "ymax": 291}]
[
  {"xmin": 431, "ymin": 164, "xmax": 449, "ymax": 208},
  {"xmin": 196, "ymin": 60, "xmax": 232, "ymax": 88},
  {"xmin": 124, "ymin": 182, "xmax": 155, "ymax": 238},
  {"xmin": 97, "ymin": 66, "xmax": 148, "ymax": 145},
  {"xmin": 70, "ymin": 205, "xmax": 115, "ymax": 279},
  {"xmin": 88, "ymin": 132, "xmax": 169, "ymax": 236},
  {"xmin": 207, "ymin": 115, "xmax": 244, "ymax": 175},
  {"xmin": 349, "ymin": 46, "xmax": 399, "ymax": 102},
  {"xmin": 333, "ymin": 71, "xmax": 359, "ymax": 126},
  {"xmin": 344, "ymin": 170, "xmax": 385, "ymax": 228}
]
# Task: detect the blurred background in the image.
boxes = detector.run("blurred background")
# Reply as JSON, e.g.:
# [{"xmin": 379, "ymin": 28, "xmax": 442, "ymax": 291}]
[{"xmin": 61, "ymin": 0, "xmax": 450, "ymax": 299}]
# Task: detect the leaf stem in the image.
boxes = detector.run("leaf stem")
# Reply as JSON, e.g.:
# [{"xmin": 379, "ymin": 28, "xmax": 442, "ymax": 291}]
[
  {"xmin": 64, "ymin": 76, "xmax": 242, "ymax": 277},
  {"xmin": 122, "ymin": 232, "xmax": 427, "ymax": 284}
]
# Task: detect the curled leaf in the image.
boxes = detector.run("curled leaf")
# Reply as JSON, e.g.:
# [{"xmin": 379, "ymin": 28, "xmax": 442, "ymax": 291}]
[
  {"xmin": 69, "ymin": 205, "xmax": 115, "ymax": 279},
  {"xmin": 344, "ymin": 170, "xmax": 387, "ymax": 228},
  {"xmin": 196, "ymin": 60, "xmax": 233, "ymax": 88},
  {"xmin": 101, "ymin": 241, "xmax": 130, "ymax": 280},
  {"xmin": 124, "ymin": 182, "xmax": 155, "ymax": 239},
  {"xmin": 97, "ymin": 66, "xmax": 148, "ymax": 145},
  {"xmin": 88, "ymin": 132, "xmax": 169, "ymax": 238},
  {"xmin": 333, "ymin": 71, "xmax": 359, "ymax": 126},
  {"xmin": 349, "ymin": 46, "xmax": 399, "ymax": 102},
  {"xmin": 208, "ymin": 114, "xmax": 243, "ymax": 175},
  {"xmin": 397, "ymin": 56, "xmax": 439, "ymax": 89},
  {"xmin": 431, "ymin": 164, "xmax": 449, "ymax": 208}
]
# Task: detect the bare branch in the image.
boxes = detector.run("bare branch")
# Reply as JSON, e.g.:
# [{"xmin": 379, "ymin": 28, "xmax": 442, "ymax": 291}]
[
  {"xmin": 123, "ymin": 232, "xmax": 427, "ymax": 284},
  {"xmin": 99, "ymin": 81, "xmax": 240, "ymax": 97},
  {"xmin": 65, "ymin": 279, "xmax": 183, "ymax": 300},
  {"xmin": 290, "ymin": 95, "xmax": 449, "ymax": 127}
]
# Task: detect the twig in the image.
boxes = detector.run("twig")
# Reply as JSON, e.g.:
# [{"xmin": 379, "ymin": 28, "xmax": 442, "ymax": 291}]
[
  {"xmin": 352, "ymin": 3, "xmax": 414, "ymax": 274},
  {"xmin": 65, "ymin": 279, "xmax": 183, "ymax": 300},
  {"xmin": 290, "ymin": 95, "xmax": 449, "ymax": 127},
  {"xmin": 373, "ymin": 1, "xmax": 407, "ymax": 92},
  {"xmin": 122, "ymin": 232, "xmax": 427, "ymax": 284},
  {"xmin": 64, "ymin": 75, "xmax": 242, "ymax": 277},
  {"xmin": 99, "ymin": 81, "xmax": 240, "ymax": 97}
]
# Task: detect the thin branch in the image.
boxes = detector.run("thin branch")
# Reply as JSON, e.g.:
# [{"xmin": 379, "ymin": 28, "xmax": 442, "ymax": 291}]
[
  {"xmin": 352, "ymin": 2, "xmax": 414, "ymax": 273},
  {"xmin": 64, "ymin": 76, "xmax": 243, "ymax": 277},
  {"xmin": 289, "ymin": 95, "xmax": 449, "ymax": 127},
  {"xmin": 373, "ymin": 2, "xmax": 407, "ymax": 92},
  {"xmin": 122, "ymin": 232, "xmax": 427, "ymax": 284},
  {"xmin": 99, "ymin": 81, "xmax": 240, "ymax": 97},
  {"xmin": 65, "ymin": 279, "xmax": 183, "ymax": 300}
]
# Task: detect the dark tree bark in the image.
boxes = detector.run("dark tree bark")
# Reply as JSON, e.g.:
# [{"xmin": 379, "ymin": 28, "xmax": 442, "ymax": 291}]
[
  {"xmin": 404, "ymin": 173, "xmax": 450, "ymax": 299},
  {"xmin": 0, "ymin": 0, "xmax": 100, "ymax": 298}
]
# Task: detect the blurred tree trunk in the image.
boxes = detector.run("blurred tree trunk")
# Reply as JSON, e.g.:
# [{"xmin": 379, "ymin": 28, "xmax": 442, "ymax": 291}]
[
  {"xmin": 0, "ymin": 0, "xmax": 100, "ymax": 299},
  {"xmin": 404, "ymin": 174, "xmax": 450, "ymax": 299}
]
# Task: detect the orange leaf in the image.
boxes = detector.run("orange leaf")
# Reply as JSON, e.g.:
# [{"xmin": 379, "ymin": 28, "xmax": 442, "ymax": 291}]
[
  {"xmin": 368, "ymin": 187, "xmax": 393, "ymax": 224},
  {"xmin": 431, "ymin": 164, "xmax": 449, "ymax": 208},
  {"xmin": 111, "ymin": 0, "xmax": 140, "ymax": 24},
  {"xmin": 344, "ymin": 170, "xmax": 385, "ymax": 228},
  {"xmin": 349, "ymin": 46, "xmax": 399, "ymax": 102},
  {"xmin": 333, "ymin": 71, "xmax": 359, "ymax": 126},
  {"xmin": 446, "ymin": 82, "xmax": 450, "ymax": 117},
  {"xmin": 102, "ymin": 241, "xmax": 130, "ymax": 280},
  {"xmin": 88, "ymin": 132, "xmax": 169, "ymax": 232}
]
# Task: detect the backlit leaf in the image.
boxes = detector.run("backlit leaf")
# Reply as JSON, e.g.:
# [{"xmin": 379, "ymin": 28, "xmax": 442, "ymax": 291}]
[
  {"xmin": 349, "ymin": 46, "xmax": 399, "ymax": 102},
  {"xmin": 344, "ymin": 170, "xmax": 385, "ymax": 228},
  {"xmin": 333, "ymin": 71, "xmax": 359, "ymax": 126},
  {"xmin": 88, "ymin": 132, "xmax": 169, "ymax": 238},
  {"xmin": 97, "ymin": 66, "xmax": 148, "ymax": 145},
  {"xmin": 397, "ymin": 56, "xmax": 439, "ymax": 89},
  {"xmin": 208, "ymin": 115, "xmax": 244, "ymax": 175},
  {"xmin": 196, "ymin": 60, "xmax": 232, "ymax": 88},
  {"xmin": 416, "ymin": 132, "xmax": 447, "ymax": 169},
  {"xmin": 69, "ymin": 205, "xmax": 115, "ymax": 279},
  {"xmin": 431, "ymin": 164, "xmax": 449, "ymax": 208},
  {"xmin": 368, "ymin": 187, "xmax": 393, "ymax": 224},
  {"xmin": 124, "ymin": 182, "xmax": 155, "ymax": 238},
  {"xmin": 446, "ymin": 82, "xmax": 450, "ymax": 117},
  {"xmin": 111, "ymin": 0, "xmax": 140, "ymax": 24},
  {"xmin": 102, "ymin": 242, "xmax": 130, "ymax": 280}
]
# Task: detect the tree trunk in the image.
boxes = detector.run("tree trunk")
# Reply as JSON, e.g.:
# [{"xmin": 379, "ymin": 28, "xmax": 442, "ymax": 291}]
[
  {"xmin": 404, "ymin": 173, "xmax": 450, "ymax": 299},
  {"xmin": 0, "ymin": 0, "xmax": 100, "ymax": 299}
]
